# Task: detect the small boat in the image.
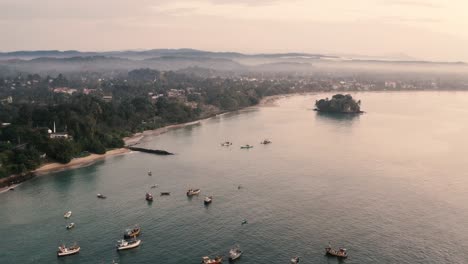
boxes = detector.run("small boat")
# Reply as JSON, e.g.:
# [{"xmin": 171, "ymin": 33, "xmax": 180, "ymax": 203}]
[
  {"xmin": 241, "ymin": 219, "xmax": 248, "ymax": 225},
  {"xmin": 64, "ymin": 211, "xmax": 72, "ymax": 218},
  {"xmin": 8, "ymin": 187, "xmax": 14, "ymax": 191},
  {"xmin": 124, "ymin": 226, "xmax": 141, "ymax": 238},
  {"xmin": 325, "ymin": 244, "xmax": 348, "ymax": 258},
  {"xmin": 204, "ymin": 196, "xmax": 213, "ymax": 205},
  {"xmin": 202, "ymin": 256, "xmax": 223, "ymax": 264},
  {"xmin": 237, "ymin": 185, "xmax": 242, "ymax": 190},
  {"xmin": 57, "ymin": 244, "xmax": 80, "ymax": 257},
  {"xmin": 160, "ymin": 192, "xmax": 171, "ymax": 196},
  {"xmin": 228, "ymin": 245, "xmax": 242, "ymax": 261},
  {"xmin": 146, "ymin": 192, "xmax": 154, "ymax": 201},
  {"xmin": 66, "ymin": 223, "xmax": 75, "ymax": 230},
  {"xmin": 148, "ymin": 171, "xmax": 152, "ymax": 176},
  {"xmin": 260, "ymin": 139, "xmax": 272, "ymax": 144},
  {"xmin": 151, "ymin": 184, "xmax": 158, "ymax": 189},
  {"xmin": 116, "ymin": 238, "xmax": 141, "ymax": 251},
  {"xmin": 97, "ymin": 193, "xmax": 107, "ymax": 199},
  {"xmin": 221, "ymin": 141, "xmax": 233, "ymax": 146},
  {"xmin": 186, "ymin": 188, "xmax": 201, "ymax": 196},
  {"xmin": 290, "ymin": 256, "xmax": 300, "ymax": 263},
  {"xmin": 240, "ymin": 145, "xmax": 253, "ymax": 149}
]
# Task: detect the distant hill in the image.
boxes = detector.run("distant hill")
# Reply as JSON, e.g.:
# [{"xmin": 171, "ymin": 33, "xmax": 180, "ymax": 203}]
[{"xmin": 0, "ymin": 49, "xmax": 466, "ymax": 75}]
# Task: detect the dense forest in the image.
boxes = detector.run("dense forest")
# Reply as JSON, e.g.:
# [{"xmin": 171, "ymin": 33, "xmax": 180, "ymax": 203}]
[{"xmin": 0, "ymin": 69, "xmax": 297, "ymax": 179}]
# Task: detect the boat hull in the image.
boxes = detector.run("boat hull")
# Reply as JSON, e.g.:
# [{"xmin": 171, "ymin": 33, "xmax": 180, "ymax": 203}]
[
  {"xmin": 57, "ymin": 248, "xmax": 80, "ymax": 257},
  {"xmin": 117, "ymin": 240, "xmax": 141, "ymax": 251}
]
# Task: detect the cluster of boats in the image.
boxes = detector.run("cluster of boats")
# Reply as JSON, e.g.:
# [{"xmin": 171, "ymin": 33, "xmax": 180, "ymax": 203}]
[
  {"xmin": 57, "ymin": 170, "xmax": 349, "ymax": 262},
  {"xmin": 220, "ymin": 139, "xmax": 272, "ymax": 149},
  {"xmin": 202, "ymin": 245, "xmax": 243, "ymax": 264},
  {"xmin": 58, "ymin": 226, "xmax": 142, "ymax": 257}
]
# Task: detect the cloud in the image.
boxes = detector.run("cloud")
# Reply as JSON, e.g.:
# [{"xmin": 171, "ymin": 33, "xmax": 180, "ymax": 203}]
[{"xmin": 382, "ymin": 0, "xmax": 442, "ymax": 8}]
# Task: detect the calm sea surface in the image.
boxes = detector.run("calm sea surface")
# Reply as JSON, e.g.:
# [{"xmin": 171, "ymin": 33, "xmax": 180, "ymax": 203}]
[{"xmin": 2, "ymin": 92, "xmax": 468, "ymax": 264}]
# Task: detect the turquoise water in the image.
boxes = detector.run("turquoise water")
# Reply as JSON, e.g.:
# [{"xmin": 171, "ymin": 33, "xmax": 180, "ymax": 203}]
[{"xmin": 2, "ymin": 92, "xmax": 468, "ymax": 264}]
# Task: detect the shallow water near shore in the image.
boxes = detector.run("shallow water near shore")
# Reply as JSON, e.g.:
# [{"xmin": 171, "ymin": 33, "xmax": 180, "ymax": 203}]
[{"xmin": 1, "ymin": 92, "xmax": 468, "ymax": 264}]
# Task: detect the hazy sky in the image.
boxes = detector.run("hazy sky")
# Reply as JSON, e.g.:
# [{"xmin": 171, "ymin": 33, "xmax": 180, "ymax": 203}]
[{"xmin": 1, "ymin": 0, "xmax": 468, "ymax": 61}]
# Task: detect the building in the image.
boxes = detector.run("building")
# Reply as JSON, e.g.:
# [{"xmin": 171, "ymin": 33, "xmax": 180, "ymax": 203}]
[
  {"xmin": 102, "ymin": 95, "xmax": 113, "ymax": 102},
  {"xmin": 53, "ymin": 87, "xmax": 77, "ymax": 95},
  {"xmin": 49, "ymin": 122, "xmax": 70, "ymax": 139}
]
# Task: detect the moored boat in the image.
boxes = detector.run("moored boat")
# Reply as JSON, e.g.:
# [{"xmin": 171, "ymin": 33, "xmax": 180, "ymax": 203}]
[
  {"xmin": 221, "ymin": 141, "xmax": 233, "ymax": 146},
  {"xmin": 325, "ymin": 244, "xmax": 348, "ymax": 258},
  {"xmin": 116, "ymin": 238, "xmax": 141, "ymax": 251},
  {"xmin": 228, "ymin": 245, "xmax": 242, "ymax": 261},
  {"xmin": 240, "ymin": 145, "xmax": 253, "ymax": 149},
  {"xmin": 151, "ymin": 184, "xmax": 158, "ymax": 188},
  {"xmin": 241, "ymin": 219, "xmax": 248, "ymax": 225},
  {"xmin": 66, "ymin": 223, "xmax": 75, "ymax": 230},
  {"xmin": 160, "ymin": 192, "xmax": 171, "ymax": 196},
  {"xmin": 186, "ymin": 188, "xmax": 201, "ymax": 196},
  {"xmin": 202, "ymin": 256, "xmax": 223, "ymax": 264},
  {"xmin": 260, "ymin": 139, "xmax": 272, "ymax": 144},
  {"xmin": 124, "ymin": 226, "xmax": 141, "ymax": 238},
  {"xmin": 97, "ymin": 193, "xmax": 107, "ymax": 199},
  {"xmin": 64, "ymin": 211, "xmax": 72, "ymax": 218},
  {"xmin": 57, "ymin": 244, "xmax": 80, "ymax": 257},
  {"xmin": 204, "ymin": 196, "xmax": 213, "ymax": 205},
  {"xmin": 146, "ymin": 192, "xmax": 154, "ymax": 201},
  {"xmin": 148, "ymin": 171, "xmax": 152, "ymax": 176},
  {"xmin": 290, "ymin": 256, "xmax": 300, "ymax": 263}
]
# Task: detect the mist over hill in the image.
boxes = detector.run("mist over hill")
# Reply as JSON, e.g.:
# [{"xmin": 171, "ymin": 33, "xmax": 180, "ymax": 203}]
[{"xmin": 0, "ymin": 49, "xmax": 467, "ymax": 77}]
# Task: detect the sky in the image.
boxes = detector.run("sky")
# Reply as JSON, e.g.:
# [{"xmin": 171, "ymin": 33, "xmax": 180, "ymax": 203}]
[{"xmin": 1, "ymin": 0, "xmax": 468, "ymax": 61}]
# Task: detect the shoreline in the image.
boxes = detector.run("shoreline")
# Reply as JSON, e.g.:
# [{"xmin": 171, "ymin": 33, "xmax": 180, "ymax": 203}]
[{"xmin": 0, "ymin": 94, "xmax": 288, "ymax": 193}]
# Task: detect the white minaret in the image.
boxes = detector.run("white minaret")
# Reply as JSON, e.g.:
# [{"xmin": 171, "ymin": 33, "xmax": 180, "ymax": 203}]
[{"xmin": 53, "ymin": 122, "xmax": 56, "ymax": 133}]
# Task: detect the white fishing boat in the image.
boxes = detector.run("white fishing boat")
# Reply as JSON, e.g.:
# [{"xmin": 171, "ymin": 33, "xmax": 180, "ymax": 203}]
[
  {"xmin": 204, "ymin": 196, "xmax": 213, "ymax": 205},
  {"xmin": 186, "ymin": 188, "xmax": 201, "ymax": 196},
  {"xmin": 228, "ymin": 245, "xmax": 242, "ymax": 261},
  {"xmin": 116, "ymin": 239, "xmax": 141, "ymax": 251},
  {"xmin": 97, "ymin": 193, "xmax": 107, "ymax": 199},
  {"xmin": 64, "ymin": 211, "xmax": 72, "ymax": 218},
  {"xmin": 290, "ymin": 256, "xmax": 300, "ymax": 263},
  {"xmin": 66, "ymin": 223, "xmax": 75, "ymax": 230},
  {"xmin": 57, "ymin": 244, "xmax": 80, "ymax": 257}
]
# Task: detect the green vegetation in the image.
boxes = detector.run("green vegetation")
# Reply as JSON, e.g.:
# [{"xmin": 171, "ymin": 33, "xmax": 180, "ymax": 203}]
[
  {"xmin": 0, "ymin": 69, "xmax": 297, "ymax": 178},
  {"xmin": 315, "ymin": 94, "xmax": 362, "ymax": 113}
]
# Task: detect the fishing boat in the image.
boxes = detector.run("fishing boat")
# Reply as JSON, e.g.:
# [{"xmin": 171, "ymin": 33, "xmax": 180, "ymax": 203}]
[
  {"xmin": 116, "ymin": 238, "xmax": 141, "ymax": 251},
  {"xmin": 186, "ymin": 188, "xmax": 201, "ymax": 196},
  {"xmin": 97, "ymin": 193, "xmax": 107, "ymax": 199},
  {"xmin": 124, "ymin": 226, "xmax": 141, "ymax": 238},
  {"xmin": 66, "ymin": 223, "xmax": 75, "ymax": 230},
  {"xmin": 325, "ymin": 244, "xmax": 348, "ymax": 258},
  {"xmin": 290, "ymin": 256, "xmax": 300, "ymax": 263},
  {"xmin": 260, "ymin": 139, "xmax": 272, "ymax": 144},
  {"xmin": 221, "ymin": 141, "xmax": 233, "ymax": 146},
  {"xmin": 204, "ymin": 196, "xmax": 213, "ymax": 205},
  {"xmin": 228, "ymin": 245, "xmax": 242, "ymax": 261},
  {"xmin": 64, "ymin": 211, "xmax": 72, "ymax": 218},
  {"xmin": 146, "ymin": 192, "xmax": 154, "ymax": 201},
  {"xmin": 150, "ymin": 184, "xmax": 158, "ymax": 189},
  {"xmin": 202, "ymin": 256, "xmax": 223, "ymax": 264},
  {"xmin": 241, "ymin": 219, "xmax": 248, "ymax": 225},
  {"xmin": 160, "ymin": 192, "xmax": 171, "ymax": 196},
  {"xmin": 237, "ymin": 185, "xmax": 242, "ymax": 190},
  {"xmin": 240, "ymin": 145, "xmax": 253, "ymax": 149},
  {"xmin": 57, "ymin": 244, "xmax": 80, "ymax": 257},
  {"xmin": 148, "ymin": 171, "xmax": 152, "ymax": 176}
]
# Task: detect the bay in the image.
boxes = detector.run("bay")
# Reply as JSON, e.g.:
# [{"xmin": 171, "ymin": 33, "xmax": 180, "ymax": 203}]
[{"xmin": 1, "ymin": 92, "xmax": 468, "ymax": 264}]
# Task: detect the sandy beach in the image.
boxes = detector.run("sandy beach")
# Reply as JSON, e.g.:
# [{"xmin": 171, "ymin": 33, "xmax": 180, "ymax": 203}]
[{"xmin": 0, "ymin": 94, "xmax": 289, "ymax": 194}]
